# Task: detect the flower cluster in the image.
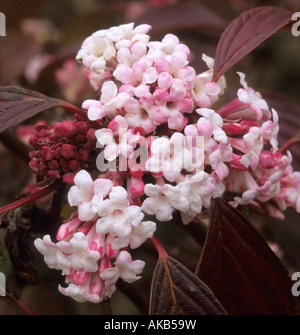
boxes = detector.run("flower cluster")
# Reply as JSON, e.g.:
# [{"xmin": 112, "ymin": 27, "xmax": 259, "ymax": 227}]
[
  {"xmin": 219, "ymin": 72, "xmax": 293, "ymax": 219},
  {"xmin": 32, "ymin": 22, "xmax": 300, "ymax": 303},
  {"xmin": 29, "ymin": 118, "xmax": 98, "ymax": 183},
  {"xmin": 34, "ymin": 170, "xmax": 156, "ymax": 303}
]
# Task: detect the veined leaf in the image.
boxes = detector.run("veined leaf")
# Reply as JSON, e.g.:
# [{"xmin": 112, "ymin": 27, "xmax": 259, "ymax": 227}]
[
  {"xmin": 196, "ymin": 198, "xmax": 296, "ymax": 315},
  {"xmin": 212, "ymin": 6, "xmax": 292, "ymax": 82},
  {"xmin": 0, "ymin": 86, "xmax": 82, "ymax": 133},
  {"xmin": 149, "ymin": 255, "xmax": 227, "ymax": 315}
]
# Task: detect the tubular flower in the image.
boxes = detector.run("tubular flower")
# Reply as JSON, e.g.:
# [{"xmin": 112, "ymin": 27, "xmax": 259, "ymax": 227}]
[
  {"xmin": 35, "ymin": 170, "xmax": 155, "ymax": 303},
  {"xmin": 33, "ymin": 22, "xmax": 300, "ymax": 303}
]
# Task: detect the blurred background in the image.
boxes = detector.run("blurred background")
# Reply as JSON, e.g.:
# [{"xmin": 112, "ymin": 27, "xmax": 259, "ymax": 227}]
[{"xmin": 0, "ymin": 0, "xmax": 300, "ymax": 315}]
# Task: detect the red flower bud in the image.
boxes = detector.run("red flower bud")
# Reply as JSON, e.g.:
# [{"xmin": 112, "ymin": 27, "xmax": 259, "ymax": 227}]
[
  {"xmin": 76, "ymin": 121, "xmax": 88, "ymax": 134},
  {"xmin": 63, "ymin": 173, "xmax": 75, "ymax": 184},
  {"xmin": 47, "ymin": 159, "xmax": 59, "ymax": 170},
  {"xmin": 41, "ymin": 146, "xmax": 54, "ymax": 161},
  {"xmin": 61, "ymin": 144, "xmax": 74, "ymax": 159},
  {"xmin": 68, "ymin": 160, "xmax": 80, "ymax": 170},
  {"xmin": 86, "ymin": 129, "xmax": 96, "ymax": 142},
  {"xmin": 29, "ymin": 160, "xmax": 39, "ymax": 172}
]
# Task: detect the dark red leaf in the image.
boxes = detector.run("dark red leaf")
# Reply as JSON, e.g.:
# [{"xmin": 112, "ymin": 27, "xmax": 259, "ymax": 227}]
[
  {"xmin": 149, "ymin": 255, "xmax": 227, "ymax": 315},
  {"xmin": 196, "ymin": 198, "xmax": 296, "ymax": 315},
  {"xmin": 0, "ymin": 86, "xmax": 82, "ymax": 133},
  {"xmin": 212, "ymin": 6, "xmax": 292, "ymax": 82}
]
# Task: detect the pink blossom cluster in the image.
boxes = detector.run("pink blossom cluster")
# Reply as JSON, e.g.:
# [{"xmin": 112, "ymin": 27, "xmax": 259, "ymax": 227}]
[
  {"xmin": 219, "ymin": 72, "xmax": 293, "ymax": 219},
  {"xmin": 34, "ymin": 170, "xmax": 156, "ymax": 303},
  {"xmin": 77, "ymin": 22, "xmax": 220, "ymax": 133},
  {"xmin": 33, "ymin": 22, "xmax": 300, "ymax": 303}
]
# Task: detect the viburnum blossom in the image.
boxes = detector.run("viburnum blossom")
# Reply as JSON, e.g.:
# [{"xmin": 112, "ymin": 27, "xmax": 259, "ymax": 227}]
[
  {"xmin": 192, "ymin": 54, "xmax": 226, "ymax": 108},
  {"xmin": 35, "ymin": 169, "xmax": 156, "ymax": 303},
  {"xmin": 31, "ymin": 22, "xmax": 300, "ymax": 303}
]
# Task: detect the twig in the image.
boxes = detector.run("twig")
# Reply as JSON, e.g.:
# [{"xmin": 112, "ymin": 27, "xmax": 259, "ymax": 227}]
[{"xmin": 0, "ymin": 179, "xmax": 62, "ymax": 218}]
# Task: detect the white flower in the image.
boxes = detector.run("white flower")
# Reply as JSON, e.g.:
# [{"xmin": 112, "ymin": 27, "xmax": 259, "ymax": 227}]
[
  {"xmin": 112, "ymin": 220, "xmax": 156, "ymax": 250},
  {"xmin": 147, "ymin": 33, "xmax": 190, "ymax": 62},
  {"xmin": 68, "ymin": 171, "xmax": 113, "ymax": 221},
  {"xmin": 146, "ymin": 133, "xmax": 194, "ymax": 182},
  {"xmin": 100, "ymin": 250, "xmax": 145, "ymax": 285},
  {"xmin": 192, "ymin": 54, "xmax": 226, "ymax": 108},
  {"xmin": 161, "ymin": 182, "xmax": 190, "ymax": 212},
  {"xmin": 239, "ymin": 127, "xmax": 263, "ymax": 169},
  {"xmin": 76, "ymin": 23, "xmax": 151, "ymax": 88},
  {"xmin": 82, "ymin": 99, "xmax": 104, "ymax": 121},
  {"xmin": 60, "ymin": 232, "xmax": 101, "ymax": 273},
  {"xmin": 76, "ymin": 33, "xmax": 115, "ymax": 71},
  {"xmin": 95, "ymin": 116, "xmax": 141, "ymax": 162},
  {"xmin": 95, "ymin": 128, "xmax": 119, "ymax": 161},
  {"xmin": 261, "ymin": 108, "xmax": 279, "ymax": 151},
  {"xmin": 34, "ymin": 235, "xmax": 69, "ymax": 272},
  {"xmin": 237, "ymin": 72, "xmax": 270, "ymax": 121},
  {"xmin": 84, "ymin": 81, "xmax": 130, "ymax": 121},
  {"xmin": 171, "ymin": 172, "xmax": 217, "ymax": 224},
  {"xmin": 208, "ymin": 143, "xmax": 232, "ymax": 180},
  {"xmin": 68, "ymin": 170, "xmax": 95, "ymax": 221},
  {"xmin": 59, "ymin": 282, "xmax": 101, "ymax": 303},
  {"xmin": 192, "ymin": 73, "xmax": 221, "ymax": 108},
  {"xmin": 141, "ymin": 183, "xmax": 174, "ymax": 221},
  {"xmin": 196, "ymin": 108, "xmax": 227, "ymax": 144},
  {"xmin": 90, "ymin": 178, "xmax": 113, "ymax": 213},
  {"xmin": 96, "ymin": 186, "xmax": 145, "ymax": 238}
]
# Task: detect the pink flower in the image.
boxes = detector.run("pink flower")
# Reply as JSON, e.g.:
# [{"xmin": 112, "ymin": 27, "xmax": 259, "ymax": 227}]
[
  {"xmin": 34, "ymin": 235, "xmax": 69, "ymax": 272},
  {"xmin": 236, "ymin": 72, "xmax": 270, "ymax": 121},
  {"xmin": 225, "ymin": 151, "xmax": 292, "ymax": 209},
  {"xmin": 95, "ymin": 116, "xmax": 143, "ymax": 163},
  {"xmin": 274, "ymin": 166, "xmax": 300, "ymax": 213},
  {"xmin": 146, "ymin": 132, "xmax": 203, "ymax": 182},
  {"xmin": 76, "ymin": 23, "xmax": 151, "ymax": 88},
  {"xmin": 261, "ymin": 109, "xmax": 279, "ymax": 151},
  {"xmin": 141, "ymin": 183, "xmax": 174, "ymax": 221},
  {"xmin": 58, "ymin": 273, "xmax": 116, "ymax": 303},
  {"xmin": 68, "ymin": 170, "xmax": 113, "ymax": 221},
  {"xmin": 100, "ymin": 250, "xmax": 145, "ymax": 285},
  {"xmin": 196, "ymin": 108, "xmax": 227, "ymax": 144},
  {"xmin": 112, "ymin": 220, "xmax": 156, "ymax": 250},
  {"xmin": 148, "ymin": 33, "xmax": 190, "ymax": 62},
  {"xmin": 95, "ymin": 186, "xmax": 147, "ymax": 238},
  {"xmin": 208, "ymin": 143, "xmax": 232, "ymax": 180},
  {"xmin": 68, "ymin": 170, "xmax": 96, "ymax": 221},
  {"xmin": 192, "ymin": 54, "xmax": 226, "ymax": 108},
  {"xmin": 59, "ymin": 232, "xmax": 101, "ymax": 273},
  {"xmin": 164, "ymin": 172, "xmax": 218, "ymax": 224}
]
